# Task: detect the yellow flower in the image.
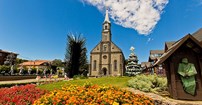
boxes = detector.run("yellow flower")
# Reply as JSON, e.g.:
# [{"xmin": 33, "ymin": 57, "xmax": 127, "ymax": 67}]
[{"xmin": 113, "ymin": 102, "xmax": 119, "ymax": 105}]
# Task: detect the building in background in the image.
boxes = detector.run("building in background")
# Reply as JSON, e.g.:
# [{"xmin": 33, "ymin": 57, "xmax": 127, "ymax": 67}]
[
  {"xmin": 90, "ymin": 10, "xmax": 125, "ymax": 76},
  {"xmin": 141, "ymin": 62, "xmax": 152, "ymax": 74},
  {"xmin": 148, "ymin": 50, "xmax": 165, "ymax": 75},
  {"xmin": 0, "ymin": 49, "xmax": 18, "ymax": 65},
  {"xmin": 19, "ymin": 60, "xmax": 51, "ymax": 70}
]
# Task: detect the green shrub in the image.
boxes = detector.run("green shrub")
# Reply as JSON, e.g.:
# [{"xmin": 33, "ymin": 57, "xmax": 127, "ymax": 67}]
[
  {"xmin": 0, "ymin": 65, "xmax": 10, "ymax": 73},
  {"xmin": 73, "ymin": 75, "xmax": 88, "ymax": 80},
  {"xmin": 31, "ymin": 68, "xmax": 37, "ymax": 74},
  {"xmin": 127, "ymin": 74, "xmax": 167, "ymax": 93}
]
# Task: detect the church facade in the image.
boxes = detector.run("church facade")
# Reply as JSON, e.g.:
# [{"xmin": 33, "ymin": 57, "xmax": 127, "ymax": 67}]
[{"xmin": 90, "ymin": 10, "xmax": 125, "ymax": 76}]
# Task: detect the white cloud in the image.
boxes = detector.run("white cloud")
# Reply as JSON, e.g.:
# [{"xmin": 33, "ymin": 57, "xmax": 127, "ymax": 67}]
[{"xmin": 82, "ymin": 0, "xmax": 169, "ymax": 35}]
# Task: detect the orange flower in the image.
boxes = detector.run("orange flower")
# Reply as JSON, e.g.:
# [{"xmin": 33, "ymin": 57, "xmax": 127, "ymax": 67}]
[{"xmin": 34, "ymin": 84, "xmax": 154, "ymax": 105}]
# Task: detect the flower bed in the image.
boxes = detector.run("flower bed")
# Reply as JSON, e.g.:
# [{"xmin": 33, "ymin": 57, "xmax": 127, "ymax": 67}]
[
  {"xmin": 34, "ymin": 84, "xmax": 154, "ymax": 105},
  {"xmin": 0, "ymin": 84, "xmax": 47, "ymax": 105}
]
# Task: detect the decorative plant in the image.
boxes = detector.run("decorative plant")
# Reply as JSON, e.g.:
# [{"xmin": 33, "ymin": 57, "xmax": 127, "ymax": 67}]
[
  {"xmin": 34, "ymin": 84, "xmax": 154, "ymax": 105},
  {"xmin": 0, "ymin": 84, "xmax": 47, "ymax": 105},
  {"xmin": 127, "ymin": 74, "xmax": 167, "ymax": 93}
]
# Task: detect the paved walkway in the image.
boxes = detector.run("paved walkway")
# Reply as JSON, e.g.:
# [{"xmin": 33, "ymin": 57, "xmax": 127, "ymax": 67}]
[
  {"xmin": 0, "ymin": 78, "xmax": 65, "ymax": 85},
  {"xmin": 125, "ymin": 88, "xmax": 202, "ymax": 105}
]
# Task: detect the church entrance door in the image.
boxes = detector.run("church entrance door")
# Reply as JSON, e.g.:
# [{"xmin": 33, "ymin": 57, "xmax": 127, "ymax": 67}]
[{"xmin": 102, "ymin": 68, "xmax": 107, "ymax": 75}]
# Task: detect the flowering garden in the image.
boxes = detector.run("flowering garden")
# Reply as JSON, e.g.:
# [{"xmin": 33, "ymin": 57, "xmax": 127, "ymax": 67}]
[
  {"xmin": 34, "ymin": 84, "xmax": 154, "ymax": 105},
  {"xmin": 0, "ymin": 76, "xmax": 158, "ymax": 105},
  {"xmin": 0, "ymin": 84, "xmax": 47, "ymax": 105}
]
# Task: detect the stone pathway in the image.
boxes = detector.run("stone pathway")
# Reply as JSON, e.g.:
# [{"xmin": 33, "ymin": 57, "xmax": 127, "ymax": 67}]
[{"xmin": 125, "ymin": 88, "xmax": 202, "ymax": 105}]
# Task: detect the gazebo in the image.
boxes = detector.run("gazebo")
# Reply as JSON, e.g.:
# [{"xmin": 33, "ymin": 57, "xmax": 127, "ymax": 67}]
[{"xmin": 154, "ymin": 34, "xmax": 202, "ymax": 100}]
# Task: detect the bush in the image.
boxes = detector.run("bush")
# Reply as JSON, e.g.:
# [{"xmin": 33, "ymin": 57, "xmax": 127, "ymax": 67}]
[
  {"xmin": 127, "ymin": 74, "xmax": 167, "ymax": 93},
  {"xmin": 0, "ymin": 84, "xmax": 47, "ymax": 105},
  {"xmin": 37, "ymin": 68, "xmax": 43, "ymax": 75},
  {"xmin": 31, "ymin": 68, "xmax": 37, "ymax": 74},
  {"xmin": 0, "ymin": 65, "xmax": 10, "ymax": 73},
  {"xmin": 73, "ymin": 75, "xmax": 88, "ymax": 80},
  {"xmin": 34, "ymin": 84, "xmax": 154, "ymax": 105}
]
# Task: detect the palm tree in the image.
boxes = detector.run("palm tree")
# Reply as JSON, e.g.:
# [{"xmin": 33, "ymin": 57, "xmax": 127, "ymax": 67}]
[{"xmin": 65, "ymin": 33, "xmax": 87, "ymax": 78}]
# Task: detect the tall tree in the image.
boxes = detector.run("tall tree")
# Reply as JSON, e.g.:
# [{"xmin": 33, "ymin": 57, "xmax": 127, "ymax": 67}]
[
  {"xmin": 15, "ymin": 58, "xmax": 28, "ymax": 65},
  {"xmin": 65, "ymin": 33, "xmax": 87, "ymax": 78}
]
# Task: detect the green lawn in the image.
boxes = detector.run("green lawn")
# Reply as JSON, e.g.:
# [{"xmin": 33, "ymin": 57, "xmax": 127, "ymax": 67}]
[{"xmin": 38, "ymin": 76, "xmax": 132, "ymax": 91}]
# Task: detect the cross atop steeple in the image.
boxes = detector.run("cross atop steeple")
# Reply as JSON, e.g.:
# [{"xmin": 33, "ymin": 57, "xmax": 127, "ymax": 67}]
[
  {"xmin": 104, "ymin": 9, "xmax": 110, "ymax": 23},
  {"xmin": 102, "ymin": 7, "xmax": 111, "ymax": 42}
]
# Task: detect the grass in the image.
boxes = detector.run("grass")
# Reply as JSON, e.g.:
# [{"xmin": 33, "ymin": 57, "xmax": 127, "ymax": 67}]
[{"xmin": 38, "ymin": 76, "xmax": 131, "ymax": 91}]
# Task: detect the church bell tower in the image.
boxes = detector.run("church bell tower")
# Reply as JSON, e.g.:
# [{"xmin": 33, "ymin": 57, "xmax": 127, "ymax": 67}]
[
  {"xmin": 90, "ymin": 8, "xmax": 125, "ymax": 77},
  {"xmin": 102, "ymin": 9, "xmax": 111, "ymax": 42}
]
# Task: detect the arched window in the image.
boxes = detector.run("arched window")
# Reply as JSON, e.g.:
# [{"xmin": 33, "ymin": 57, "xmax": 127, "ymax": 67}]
[
  {"xmin": 114, "ymin": 60, "xmax": 117, "ymax": 71},
  {"xmin": 103, "ymin": 45, "xmax": 107, "ymax": 51},
  {"xmin": 93, "ymin": 60, "xmax": 96, "ymax": 71},
  {"xmin": 105, "ymin": 26, "xmax": 108, "ymax": 29}
]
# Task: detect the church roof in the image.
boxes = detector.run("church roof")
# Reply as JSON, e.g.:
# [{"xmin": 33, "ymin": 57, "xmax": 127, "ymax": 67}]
[
  {"xmin": 150, "ymin": 50, "xmax": 164, "ymax": 54},
  {"xmin": 104, "ymin": 9, "xmax": 110, "ymax": 23},
  {"xmin": 192, "ymin": 28, "xmax": 202, "ymax": 42}
]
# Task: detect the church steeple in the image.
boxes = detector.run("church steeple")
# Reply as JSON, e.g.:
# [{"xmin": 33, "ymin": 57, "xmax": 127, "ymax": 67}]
[
  {"xmin": 104, "ymin": 9, "xmax": 110, "ymax": 23},
  {"xmin": 102, "ymin": 9, "xmax": 111, "ymax": 42}
]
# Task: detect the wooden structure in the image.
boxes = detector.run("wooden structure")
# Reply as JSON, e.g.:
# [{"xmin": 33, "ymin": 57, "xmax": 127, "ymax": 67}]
[
  {"xmin": 0, "ymin": 49, "xmax": 18, "ymax": 65},
  {"xmin": 154, "ymin": 34, "xmax": 202, "ymax": 100},
  {"xmin": 141, "ymin": 62, "xmax": 152, "ymax": 75},
  {"xmin": 148, "ymin": 50, "xmax": 165, "ymax": 76}
]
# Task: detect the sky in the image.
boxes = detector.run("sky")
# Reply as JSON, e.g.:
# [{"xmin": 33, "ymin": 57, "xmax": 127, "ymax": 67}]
[{"xmin": 0, "ymin": 0, "xmax": 202, "ymax": 63}]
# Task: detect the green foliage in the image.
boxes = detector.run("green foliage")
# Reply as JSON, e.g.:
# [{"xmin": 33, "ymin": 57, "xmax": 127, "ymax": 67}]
[
  {"xmin": 15, "ymin": 58, "xmax": 28, "ymax": 65},
  {"xmin": 51, "ymin": 59, "xmax": 64, "ymax": 67},
  {"xmin": 37, "ymin": 68, "xmax": 43, "ymax": 75},
  {"xmin": 30, "ymin": 68, "xmax": 37, "ymax": 74},
  {"xmin": 0, "ymin": 65, "xmax": 10, "ymax": 73},
  {"xmin": 64, "ymin": 33, "xmax": 87, "ymax": 78},
  {"xmin": 38, "ymin": 76, "xmax": 132, "ymax": 91},
  {"xmin": 127, "ymin": 74, "xmax": 167, "ymax": 93},
  {"xmin": 0, "ymin": 65, "xmax": 18, "ymax": 74},
  {"xmin": 73, "ymin": 75, "xmax": 88, "ymax": 80}
]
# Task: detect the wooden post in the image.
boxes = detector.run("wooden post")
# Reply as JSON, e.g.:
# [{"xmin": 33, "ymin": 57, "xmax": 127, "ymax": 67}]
[
  {"xmin": 198, "ymin": 55, "xmax": 202, "ymax": 87},
  {"xmin": 170, "ymin": 62, "xmax": 177, "ymax": 99}
]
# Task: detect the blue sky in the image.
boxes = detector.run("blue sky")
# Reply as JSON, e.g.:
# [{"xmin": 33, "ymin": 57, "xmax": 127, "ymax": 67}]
[{"xmin": 0, "ymin": 0, "xmax": 202, "ymax": 63}]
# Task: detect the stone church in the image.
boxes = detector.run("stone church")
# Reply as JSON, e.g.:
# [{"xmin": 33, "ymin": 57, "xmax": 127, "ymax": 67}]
[{"xmin": 90, "ymin": 10, "xmax": 125, "ymax": 76}]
